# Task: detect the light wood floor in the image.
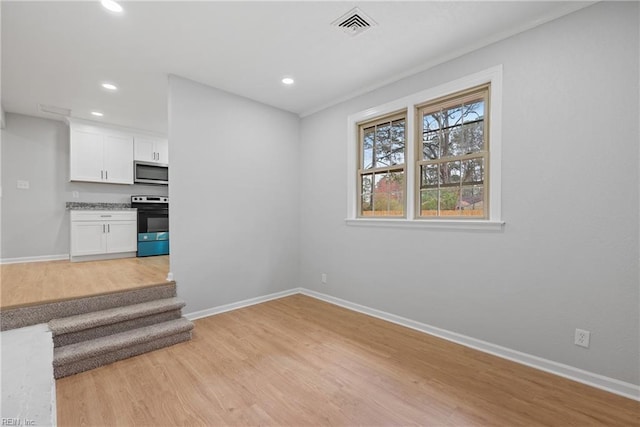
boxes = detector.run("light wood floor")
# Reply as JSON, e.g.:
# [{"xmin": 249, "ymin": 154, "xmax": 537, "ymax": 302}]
[
  {"xmin": 0, "ymin": 256, "xmax": 170, "ymax": 309},
  {"xmin": 56, "ymin": 294, "xmax": 639, "ymax": 426}
]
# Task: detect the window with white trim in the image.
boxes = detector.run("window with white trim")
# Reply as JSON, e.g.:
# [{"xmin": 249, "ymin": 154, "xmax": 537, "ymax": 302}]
[
  {"xmin": 358, "ymin": 112, "xmax": 407, "ymax": 217},
  {"xmin": 417, "ymin": 84, "xmax": 489, "ymax": 219},
  {"xmin": 347, "ymin": 66, "xmax": 503, "ymax": 230}
]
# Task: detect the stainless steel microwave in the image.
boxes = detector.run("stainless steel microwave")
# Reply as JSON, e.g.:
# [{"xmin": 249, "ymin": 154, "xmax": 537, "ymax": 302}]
[{"xmin": 134, "ymin": 161, "xmax": 169, "ymax": 185}]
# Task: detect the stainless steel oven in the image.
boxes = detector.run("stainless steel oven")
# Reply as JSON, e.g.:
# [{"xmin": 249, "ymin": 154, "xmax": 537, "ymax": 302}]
[{"xmin": 131, "ymin": 195, "xmax": 169, "ymax": 256}]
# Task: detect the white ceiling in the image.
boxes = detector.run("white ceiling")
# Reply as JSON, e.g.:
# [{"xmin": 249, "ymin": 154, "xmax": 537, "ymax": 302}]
[{"xmin": 2, "ymin": 1, "xmax": 592, "ymax": 134}]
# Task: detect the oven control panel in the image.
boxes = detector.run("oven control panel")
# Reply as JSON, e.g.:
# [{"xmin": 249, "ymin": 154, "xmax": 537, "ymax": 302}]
[{"xmin": 131, "ymin": 196, "xmax": 168, "ymax": 204}]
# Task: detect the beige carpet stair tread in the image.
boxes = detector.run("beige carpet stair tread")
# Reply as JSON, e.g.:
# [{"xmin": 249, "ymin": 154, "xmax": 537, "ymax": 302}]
[
  {"xmin": 1, "ymin": 283, "xmax": 177, "ymax": 332},
  {"xmin": 54, "ymin": 317, "xmax": 194, "ymax": 366},
  {"xmin": 53, "ymin": 331, "xmax": 192, "ymax": 379},
  {"xmin": 49, "ymin": 297, "xmax": 185, "ymax": 335}
]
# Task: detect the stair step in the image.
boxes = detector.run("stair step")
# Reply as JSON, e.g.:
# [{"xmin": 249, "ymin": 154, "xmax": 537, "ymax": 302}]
[
  {"xmin": 54, "ymin": 317, "xmax": 194, "ymax": 367},
  {"xmin": 49, "ymin": 297, "xmax": 185, "ymax": 335},
  {"xmin": 1, "ymin": 283, "xmax": 176, "ymax": 332},
  {"xmin": 52, "ymin": 310, "xmax": 183, "ymax": 347},
  {"xmin": 53, "ymin": 330, "xmax": 192, "ymax": 379}
]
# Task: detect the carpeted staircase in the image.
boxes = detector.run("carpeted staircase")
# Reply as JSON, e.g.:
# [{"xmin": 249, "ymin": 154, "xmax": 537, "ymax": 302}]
[{"xmin": 48, "ymin": 289, "xmax": 193, "ymax": 378}]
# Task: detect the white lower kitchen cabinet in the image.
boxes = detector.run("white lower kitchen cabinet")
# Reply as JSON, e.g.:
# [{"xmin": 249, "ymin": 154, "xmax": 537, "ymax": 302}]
[{"xmin": 70, "ymin": 210, "xmax": 137, "ymax": 262}]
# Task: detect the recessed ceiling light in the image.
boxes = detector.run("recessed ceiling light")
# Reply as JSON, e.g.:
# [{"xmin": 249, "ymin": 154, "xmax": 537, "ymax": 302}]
[
  {"xmin": 281, "ymin": 77, "xmax": 295, "ymax": 85},
  {"xmin": 101, "ymin": 83, "xmax": 118, "ymax": 91},
  {"xmin": 91, "ymin": 111, "xmax": 104, "ymax": 117},
  {"xmin": 101, "ymin": 0, "xmax": 123, "ymax": 13}
]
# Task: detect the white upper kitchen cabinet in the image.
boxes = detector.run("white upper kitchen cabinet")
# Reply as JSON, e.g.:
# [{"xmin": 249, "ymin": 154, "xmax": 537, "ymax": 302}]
[
  {"xmin": 134, "ymin": 136, "xmax": 169, "ymax": 164},
  {"xmin": 69, "ymin": 119, "xmax": 134, "ymax": 184},
  {"xmin": 103, "ymin": 134, "xmax": 134, "ymax": 183},
  {"xmin": 69, "ymin": 129, "xmax": 104, "ymax": 182}
]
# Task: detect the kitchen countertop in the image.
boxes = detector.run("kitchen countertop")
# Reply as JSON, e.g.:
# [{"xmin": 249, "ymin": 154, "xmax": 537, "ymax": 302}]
[{"xmin": 66, "ymin": 202, "xmax": 136, "ymax": 211}]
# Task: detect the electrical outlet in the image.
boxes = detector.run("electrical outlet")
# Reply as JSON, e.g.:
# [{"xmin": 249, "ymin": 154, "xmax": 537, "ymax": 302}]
[
  {"xmin": 575, "ymin": 328, "xmax": 590, "ymax": 348},
  {"xmin": 321, "ymin": 273, "xmax": 327, "ymax": 284},
  {"xmin": 72, "ymin": 191, "xmax": 80, "ymax": 198},
  {"xmin": 16, "ymin": 180, "xmax": 30, "ymax": 190}
]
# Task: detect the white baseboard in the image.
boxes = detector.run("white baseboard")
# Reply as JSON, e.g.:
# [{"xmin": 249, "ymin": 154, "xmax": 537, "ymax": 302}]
[
  {"xmin": 184, "ymin": 288, "xmax": 300, "ymax": 321},
  {"xmin": 70, "ymin": 252, "xmax": 135, "ymax": 263},
  {"xmin": 181, "ymin": 286, "xmax": 639, "ymax": 401},
  {"xmin": 0, "ymin": 254, "xmax": 69, "ymax": 265},
  {"xmin": 299, "ymin": 288, "xmax": 640, "ymax": 402}
]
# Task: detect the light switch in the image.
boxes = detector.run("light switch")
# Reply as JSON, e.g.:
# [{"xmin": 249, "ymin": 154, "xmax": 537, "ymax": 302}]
[{"xmin": 17, "ymin": 180, "xmax": 30, "ymax": 190}]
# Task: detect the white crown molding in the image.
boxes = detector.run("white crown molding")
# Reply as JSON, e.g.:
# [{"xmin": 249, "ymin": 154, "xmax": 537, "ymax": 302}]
[{"xmin": 299, "ymin": 2, "xmax": 597, "ymax": 118}]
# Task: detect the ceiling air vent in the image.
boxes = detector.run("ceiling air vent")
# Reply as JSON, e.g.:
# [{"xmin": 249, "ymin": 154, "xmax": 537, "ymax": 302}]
[
  {"xmin": 332, "ymin": 7, "xmax": 376, "ymax": 37},
  {"xmin": 38, "ymin": 104, "xmax": 71, "ymax": 117}
]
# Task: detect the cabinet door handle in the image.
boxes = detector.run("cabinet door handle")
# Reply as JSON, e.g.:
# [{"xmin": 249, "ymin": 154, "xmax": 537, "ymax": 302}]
[
  {"xmin": 105, "ymin": 170, "xmax": 108, "ymax": 180},
  {"xmin": 100, "ymin": 215, "xmax": 112, "ymax": 218},
  {"xmin": 101, "ymin": 170, "xmax": 104, "ymax": 180},
  {"xmin": 102, "ymin": 224, "xmax": 106, "ymax": 233},
  {"xmin": 107, "ymin": 224, "xmax": 110, "ymax": 233}
]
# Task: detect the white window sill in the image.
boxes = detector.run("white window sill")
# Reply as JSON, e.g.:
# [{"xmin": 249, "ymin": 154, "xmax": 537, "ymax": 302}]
[{"xmin": 345, "ymin": 218, "xmax": 505, "ymax": 231}]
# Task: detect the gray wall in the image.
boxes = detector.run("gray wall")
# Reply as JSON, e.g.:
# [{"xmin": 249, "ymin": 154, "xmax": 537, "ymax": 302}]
[
  {"xmin": 0, "ymin": 113, "xmax": 168, "ymax": 260},
  {"xmin": 168, "ymin": 76, "xmax": 300, "ymax": 313},
  {"xmin": 298, "ymin": 2, "xmax": 639, "ymax": 385},
  {"xmin": 3, "ymin": 1, "xmax": 636, "ymax": 388}
]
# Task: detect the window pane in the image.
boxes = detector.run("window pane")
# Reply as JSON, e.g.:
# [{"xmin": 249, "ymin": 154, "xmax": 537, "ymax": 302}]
[
  {"xmin": 462, "ymin": 100, "xmax": 484, "ymax": 123},
  {"xmin": 389, "ymin": 119, "xmax": 405, "ymax": 166},
  {"xmin": 422, "ymin": 130, "xmax": 440, "ymax": 160},
  {"xmin": 423, "ymin": 113, "xmax": 441, "ymax": 132},
  {"xmin": 439, "ymin": 187, "xmax": 461, "ymax": 216},
  {"xmin": 370, "ymin": 173, "xmax": 386, "ymax": 216},
  {"xmin": 372, "ymin": 171, "xmax": 404, "ymax": 216},
  {"xmin": 421, "ymin": 164, "xmax": 439, "ymax": 188},
  {"xmin": 374, "ymin": 123, "xmax": 391, "ymax": 168},
  {"xmin": 388, "ymin": 170, "xmax": 405, "ymax": 217},
  {"xmin": 441, "ymin": 127, "xmax": 464, "ymax": 158},
  {"xmin": 445, "ymin": 106, "xmax": 462, "ymax": 128},
  {"xmin": 360, "ymin": 174, "xmax": 373, "ymax": 216},
  {"xmin": 462, "ymin": 158, "xmax": 484, "ymax": 184},
  {"xmin": 362, "ymin": 128, "xmax": 374, "ymax": 169},
  {"xmin": 440, "ymin": 161, "xmax": 461, "ymax": 186},
  {"xmin": 460, "ymin": 185, "xmax": 484, "ymax": 217},
  {"xmin": 461, "ymin": 121, "xmax": 484, "ymax": 154},
  {"xmin": 423, "ymin": 111, "xmax": 446, "ymax": 160},
  {"xmin": 420, "ymin": 189, "xmax": 438, "ymax": 216}
]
